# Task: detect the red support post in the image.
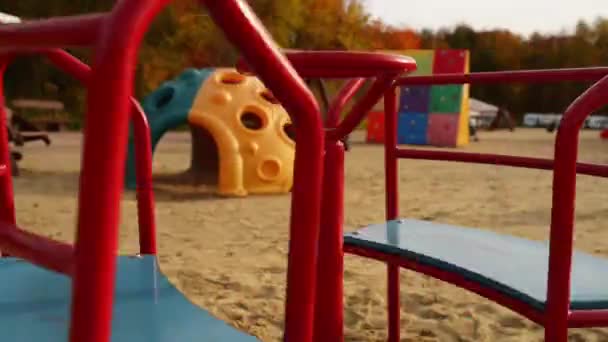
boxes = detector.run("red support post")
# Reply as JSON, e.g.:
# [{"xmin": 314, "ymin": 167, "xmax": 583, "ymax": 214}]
[
  {"xmin": 383, "ymin": 87, "xmax": 400, "ymax": 342},
  {"xmin": 0, "ymin": 58, "xmax": 15, "ymax": 223},
  {"xmin": 0, "ymin": 58, "xmax": 17, "ymax": 256},
  {"xmin": 131, "ymin": 100, "xmax": 157, "ymax": 255},
  {"xmin": 313, "ymin": 140, "xmax": 345, "ymax": 342},
  {"xmin": 66, "ymin": 2, "xmax": 160, "ymax": 341},
  {"xmin": 203, "ymin": 2, "xmax": 326, "ymax": 341}
]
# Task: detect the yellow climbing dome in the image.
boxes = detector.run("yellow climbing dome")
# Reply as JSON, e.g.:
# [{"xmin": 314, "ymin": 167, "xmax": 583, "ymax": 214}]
[{"xmin": 188, "ymin": 68, "xmax": 295, "ymax": 197}]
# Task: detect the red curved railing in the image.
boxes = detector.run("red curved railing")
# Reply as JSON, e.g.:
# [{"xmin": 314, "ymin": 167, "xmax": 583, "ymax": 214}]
[
  {"xmin": 545, "ymin": 75, "xmax": 608, "ymax": 338},
  {"xmin": 0, "ymin": 59, "xmax": 16, "ymax": 228},
  {"xmin": 239, "ymin": 50, "xmax": 415, "ymax": 78},
  {"xmin": 0, "ymin": 48, "xmax": 157, "ymax": 259},
  {"xmin": 238, "ymin": 50, "xmax": 416, "ymax": 142},
  {"xmin": 0, "ymin": 1, "xmax": 329, "ymax": 341},
  {"xmin": 376, "ymin": 68, "xmax": 608, "ymax": 341}
]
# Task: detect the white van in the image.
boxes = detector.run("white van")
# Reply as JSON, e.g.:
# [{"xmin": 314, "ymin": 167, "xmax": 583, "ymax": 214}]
[
  {"xmin": 523, "ymin": 113, "xmax": 540, "ymax": 127},
  {"xmin": 588, "ymin": 116, "xmax": 608, "ymax": 129}
]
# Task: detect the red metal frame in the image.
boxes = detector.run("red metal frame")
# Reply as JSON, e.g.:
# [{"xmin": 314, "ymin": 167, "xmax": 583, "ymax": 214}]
[
  {"xmin": 0, "ymin": 1, "xmax": 330, "ymax": 341},
  {"xmin": 382, "ymin": 86, "xmax": 401, "ymax": 342},
  {"xmin": 395, "ymin": 149, "xmax": 608, "ymax": 177},
  {"xmin": 1, "ymin": 1, "xmax": 607, "ymax": 342},
  {"xmin": 0, "ymin": 49, "xmax": 156, "ymax": 257},
  {"xmin": 366, "ymin": 72, "xmax": 608, "ymax": 342},
  {"xmin": 0, "ymin": 59, "xmax": 16, "ymax": 229},
  {"xmin": 344, "ymin": 244, "xmax": 547, "ymax": 325},
  {"xmin": 239, "ymin": 48, "xmax": 416, "ymax": 341},
  {"xmin": 0, "ymin": 14, "xmax": 104, "ymax": 48}
]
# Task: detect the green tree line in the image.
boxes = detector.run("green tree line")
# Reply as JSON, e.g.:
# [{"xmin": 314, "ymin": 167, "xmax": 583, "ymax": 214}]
[{"xmin": 2, "ymin": 1, "xmax": 607, "ymax": 124}]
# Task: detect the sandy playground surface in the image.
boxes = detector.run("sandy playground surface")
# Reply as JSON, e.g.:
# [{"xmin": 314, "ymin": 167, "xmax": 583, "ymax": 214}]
[{"xmin": 11, "ymin": 128, "xmax": 608, "ymax": 341}]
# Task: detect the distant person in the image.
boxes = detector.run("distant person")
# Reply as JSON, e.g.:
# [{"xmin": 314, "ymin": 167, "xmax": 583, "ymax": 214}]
[
  {"xmin": 493, "ymin": 106, "xmax": 516, "ymax": 132},
  {"xmin": 469, "ymin": 120, "xmax": 479, "ymax": 142}
]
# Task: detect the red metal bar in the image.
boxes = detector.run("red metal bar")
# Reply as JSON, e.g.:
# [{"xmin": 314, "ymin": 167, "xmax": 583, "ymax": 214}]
[
  {"xmin": 204, "ymin": 2, "xmax": 326, "ymax": 341},
  {"xmin": 397, "ymin": 67, "xmax": 608, "ymax": 86},
  {"xmin": 0, "ymin": 48, "xmax": 89, "ymax": 83},
  {"xmin": 0, "ymin": 58, "xmax": 15, "ymax": 223},
  {"xmin": 66, "ymin": 2, "xmax": 169, "ymax": 341},
  {"xmin": 313, "ymin": 141, "xmax": 345, "ymax": 342},
  {"xmin": 328, "ymin": 75, "xmax": 398, "ymax": 142},
  {"xmin": 568, "ymin": 310, "xmax": 608, "ymax": 328},
  {"xmin": 131, "ymin": 100, "xmax": 157, "ymax": 255},
  {"xmin": 343, "ymin": 244, "xmax": 546, "ymax": 326},
  {"xmin": 383, "ymin": 88, "xmax": 401, "ymax": 342},
  {"xmin": 0, "ymin": 222, "xmax": 74, "ymax": 275},
  {"xmin": 544, "ymin": 75, "xmax": 608, "ymax": 342},
  {"xmin": 44, "ymin": 49, "xmax": 90, "ymax": 83},
  {"xmin": 238, "ymin": 50, "xmax": 416, "ymax": 78},
  {"xmin": 395, "ymin": 149, "xmax": 608, "ymax": 178},
  {"xmin": 0, "ymin": 13, "xmax": 105, "ymax": 49},
  {"xmin": 42, "ymin": 49, "xmax": 157, "ymax": 254},
  {"xmin": 0, "ymin": 57, "xmax": 17, "ymax": 251},
  {"xmin": 1, "ymin": 48, "xmax": 157, "ymax": 258},
  {"xmin": 42, "ymin": 49, "xmax": 157, "ymax": 255},
  {"xmin": 325, "ymin": 78, "xmax": 365, "ymax": 128}
]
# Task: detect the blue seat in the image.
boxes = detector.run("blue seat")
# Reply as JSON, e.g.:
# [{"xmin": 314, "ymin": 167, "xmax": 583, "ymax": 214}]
[
  {"xmin": 0, "ymin": 255, "xmax": 258, "ymax": 341},
  {"xmin": 344, "ymin": 219, "xmax": 608, "ymax": 311}
]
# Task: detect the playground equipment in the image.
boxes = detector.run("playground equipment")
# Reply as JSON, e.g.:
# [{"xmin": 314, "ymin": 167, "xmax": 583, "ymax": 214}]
[
  {"xmin": 125, "ymin": 69, "xmax": 348, "ymax": 196},
  {"xmin": 125, "ymin": 67, "xmax": 294, "ymax": 196},
  {"xmin": 1, "ymin": 2, "xmax": 608, "ymax": 342},
  {"xmin": 367, "ymin": 49, "xmax": 471, "ymax": 147},
  {"xmin": 0, "ymin": 2, "xmax": 412, "ymax": 341},
  {"xmin": 240, "ymin": 48, "xmax": 608, "ymax": 341}
]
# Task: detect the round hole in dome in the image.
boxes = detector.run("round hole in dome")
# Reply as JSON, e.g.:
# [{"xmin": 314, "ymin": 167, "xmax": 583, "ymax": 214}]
[
  {"xmin": 155, "ymin": 87, "xmax": 175, "ymax": 108},
  {"xmin": 283, "ymin": 122, "xmax": 296, "ymax": 141},
  {"xmin": 240, "ymin": 111, "xmax": 264, "ymax": 130}
]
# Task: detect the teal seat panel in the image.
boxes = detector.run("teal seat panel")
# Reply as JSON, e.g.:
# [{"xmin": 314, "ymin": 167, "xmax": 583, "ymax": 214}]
[
  {"xmin": 344, "ymin": 219, "xmax": 608, "ymax": 311},
  {"xmin": 0, "ymin": 255, "xmax": 258, "ymax": 341}
]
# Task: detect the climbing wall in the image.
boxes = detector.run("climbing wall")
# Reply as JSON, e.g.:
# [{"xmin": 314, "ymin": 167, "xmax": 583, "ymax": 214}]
[{"xmin": 367, "ymin": 49, "xmax": 470, "ymax": 147}]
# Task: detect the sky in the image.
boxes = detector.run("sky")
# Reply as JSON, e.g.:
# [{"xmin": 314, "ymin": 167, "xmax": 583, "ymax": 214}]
[{"xmin": 364, "ymin": 0, "xmax": 608, "ymax": 36}]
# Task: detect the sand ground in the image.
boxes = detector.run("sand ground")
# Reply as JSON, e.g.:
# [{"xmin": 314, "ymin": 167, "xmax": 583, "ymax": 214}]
[{"xmin": 11, "ymin": 128, "xmax": 608, "ymax": 341}]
